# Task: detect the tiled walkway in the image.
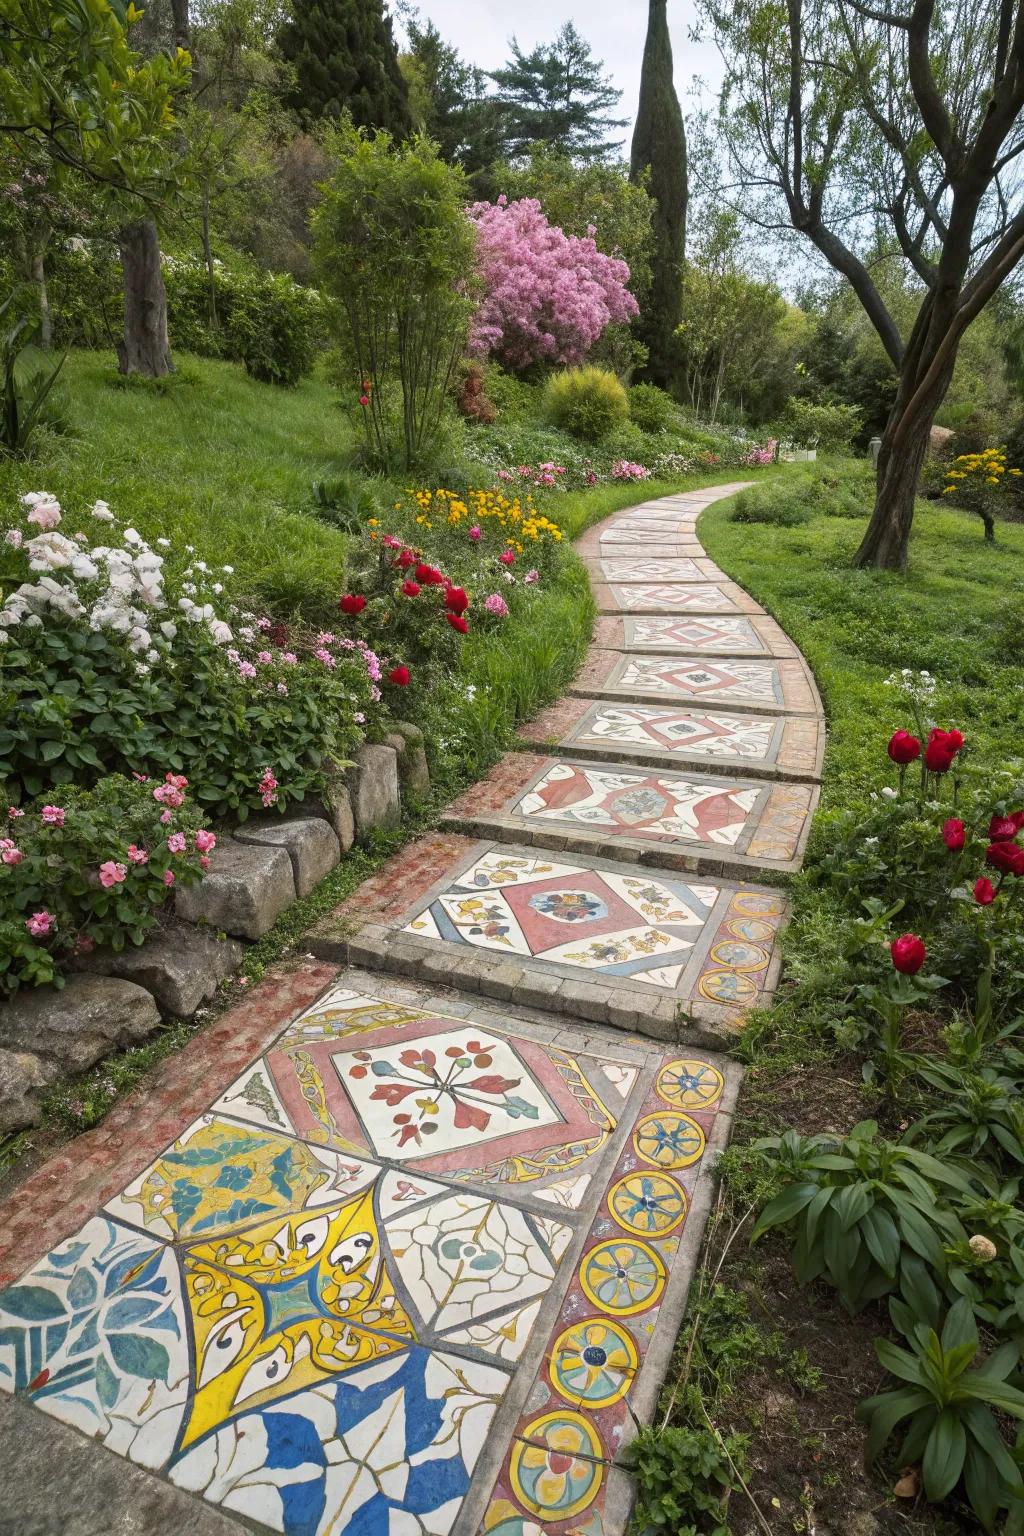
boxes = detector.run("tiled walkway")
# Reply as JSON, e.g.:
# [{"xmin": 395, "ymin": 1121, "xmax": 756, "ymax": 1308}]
[{"xmin": 0, "ymin": 484, "xmax": 823, "ymax": 1536}]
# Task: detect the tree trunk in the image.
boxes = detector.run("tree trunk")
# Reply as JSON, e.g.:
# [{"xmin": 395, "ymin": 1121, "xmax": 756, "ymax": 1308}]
[
  {"xmin": 854, "ymin": 354, "xmax": 957, "ymax": 572},
  {"xmin": 202, "ymin": 185, "xmax": 218, "ymax": 328},
  {"xmin": 30, "ymin": 249, "xmax": 52, "ymax": 350},
  {"xmin": 117, "ymin": 220, "xmax": 174, "ymax": 378}
]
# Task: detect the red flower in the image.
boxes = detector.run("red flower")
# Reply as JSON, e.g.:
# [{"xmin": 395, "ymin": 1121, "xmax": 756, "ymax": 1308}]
[
  {"xmin": 387, "ymin": 665, "xmax": 410, "ymax": 686},
  {"xmin": 988, "ymin": 815, "xmax": 1018, "ymax": 843},
  {"xmin": 891, "ymin": 933, "xmax": 927, "ymax": 975},
  {"xmin": 498, "ymin": 549, "xmax": 515, "ymax": 566},
  {"xmin": 445, "ymin": 585, "xmax": 470, "ymax": 615},
  {"xmin": 987, "ymin": 841, "xmax": 1024, "ymax": 877},
  {"xmin": 923, "ymin": 727, "xmax": 965, "ymax": 774},
  {"xmin": 415, "ymin": 563, "xmax": 445, "ymax": 586},
  {"xmin": 446, "ymin": 612, "xmax": 469, "ymax": 635},
  {"xmin": 359, "ymin": 394, "xmax": 370, "ymax": 407},
  {"xmin": 268, "ymin": 622, "xmax": 289, "ymax": 648},
  {"xmin": 1012, "ymin": 810, "xmax": 1024, "ymax": 831},
  {"xmin": 361, "ymin": 378, "xmax": 371, "ymax": 391},
  {"xmin": 974, "ymin": 877, "xmax": 997, "ymax": 906},
  {"xmin": 396, "ymin": 550, "xmax": 416, "ymax": 569},
  {"xmin": 942, "ymin": 818, "xmax": 965, "ymax": 851},
  {"xmin": 339, "ymin": 594, "xmax": 366, "ymax": 616},
  {"xmin": 401, "ymin": 580, "xmax": 421, "ymax": 597},
  {"xmin": 887, "ymin": 730, "xmax": 921, "ymax": 765}
]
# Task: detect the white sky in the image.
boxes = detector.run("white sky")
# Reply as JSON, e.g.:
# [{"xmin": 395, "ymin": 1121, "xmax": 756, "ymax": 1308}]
[{"xmin": 395, "ymin": 0, "xmax": 724, "ymax": 146}]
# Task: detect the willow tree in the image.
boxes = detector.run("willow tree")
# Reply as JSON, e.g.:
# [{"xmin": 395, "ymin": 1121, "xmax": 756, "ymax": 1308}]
[{"xmin": 703, "ymin": 0, "xmax": 1024, "ymax": 570}]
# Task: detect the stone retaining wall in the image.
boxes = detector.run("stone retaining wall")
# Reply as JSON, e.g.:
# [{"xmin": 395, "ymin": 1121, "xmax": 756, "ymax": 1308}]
[{"xmin": 0, "ymin": 731, "xmax": 429, "ymax": 1135}]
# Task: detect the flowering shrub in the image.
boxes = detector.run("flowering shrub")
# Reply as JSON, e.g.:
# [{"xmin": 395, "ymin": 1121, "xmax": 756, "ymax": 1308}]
[
  {"xmin": 0, "ymin": 775, "xmax": 211, "ymax": 994},
  {"xmin": 611, "ymin": 459, "xmax": 651, "ymax": 481},
  {"xmin": 0, "ymin": 493, "xmax": 371, "ymax": 814},
  {"xmin": 468, "ymin": 196, "xmax": 639, "ymax": 370},
  {"xmin": 941, "ymin": 446, "xmax": 1022, "ymax": 541}
]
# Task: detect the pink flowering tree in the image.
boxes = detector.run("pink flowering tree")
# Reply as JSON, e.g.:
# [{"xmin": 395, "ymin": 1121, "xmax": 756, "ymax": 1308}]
[{"xmin": 468, "ymin": 196, "xmax": 639, "ymax": 371}]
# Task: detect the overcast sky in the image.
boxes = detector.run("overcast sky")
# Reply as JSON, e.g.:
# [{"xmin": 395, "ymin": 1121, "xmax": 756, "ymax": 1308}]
[{"xmin": 395, "ymin": 1, "xmax": 724, "ymax": 147}]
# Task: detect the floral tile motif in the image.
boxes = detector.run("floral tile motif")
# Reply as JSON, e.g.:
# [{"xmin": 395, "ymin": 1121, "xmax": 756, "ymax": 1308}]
[
  {"xmin": 608, "ymin": 583, "xmax": 739, "ymax": 612},
  {"xmin": 606, "ymin": 655, "xmax": 783, "ymax": 705},
  {"xmin": 403, "ymin": 849, "xmax": 725, "ymax": 992},
  {"xmin": 564, "ymin": 702, "xmax": 778, "ymax": 763},
  {"xmin": 514, "ymin": 762, "xmax": 761, "ymax": 849},
  {"xmin": 623, "ymin": 615, "xmax": 765, "ymax": 653}
]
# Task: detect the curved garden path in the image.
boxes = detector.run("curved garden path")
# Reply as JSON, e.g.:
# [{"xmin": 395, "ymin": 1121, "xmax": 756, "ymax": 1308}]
[{"xmin": 0, "ymin": 483, "xmax": 825, "ymax": 1536}]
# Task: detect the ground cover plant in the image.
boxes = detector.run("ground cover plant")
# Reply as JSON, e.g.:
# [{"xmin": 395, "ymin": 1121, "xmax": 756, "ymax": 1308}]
[{"xmin": 635, "ymin": 463, "xmax": 1024, "ymax": 1534}]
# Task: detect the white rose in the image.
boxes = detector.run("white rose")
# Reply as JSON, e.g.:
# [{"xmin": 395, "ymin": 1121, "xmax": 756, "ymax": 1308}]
[
  {"xmin": 160, "ymin": 620, "xmax": 177, "ymax": 640},
  {"xmin": 208, "ymin": 619, "xmax": 233, "ymax": 644}
]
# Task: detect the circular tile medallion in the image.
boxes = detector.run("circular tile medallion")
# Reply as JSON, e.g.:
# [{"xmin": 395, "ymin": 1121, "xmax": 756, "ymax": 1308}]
[
  {"xmin": 579, "ymin": 1238, "xmax": 667, "ymax": 1315},
  {"xmin": 607, "ymin": 1171, "xmax": 688, "ymax": 1236},
  {"xmin": 656, "ymin": 1059, "xmax": 725, "ymax": 1110},
  {"xmin": 510, "ymin": 1411, "xmax": 604, "ymax": 1520},
  {"xmin": 549, "ymin": 1317, "xmax": 639, "ymax": 1407},
  {"xmin": 633, "ymin": 1111, "xmax": 705, "ymax": 1170}
]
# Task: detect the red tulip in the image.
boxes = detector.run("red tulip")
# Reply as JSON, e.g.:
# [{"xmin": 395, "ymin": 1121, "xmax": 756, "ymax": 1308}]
[
  {"xmin": 445, "ymin": 586, "xmax": 470, "ymax": 615},
  {"xmin": 446, "ymin": 612, "xmax": 469, "ymax": 635},
  {"xmin": 987, "ymin": 841, "xmax": 1024, "ymax": 877},
  {"xmin": 924, "ymin": 727, "xmax": 965, "ymax": 774},
  {"xmin": 942, "ymin": 818, "xmax": 965, "ymax": 851},
  {"xmin": 387, "ymin": 665, "xmax": 410, "ymax": 686},
  {"xmin": 887, "ymin": 730, "xmax": 921, "ymax": 765},
  {"xmin": 891, "ymin": 933, "xmax": 927, "ymax": 975},
  {"xmin": 974, "ymin": 877, "xmax": 997, "ymax": 906},
  {"xmin": 401, "ymin": 580, "xmax": 421, "ymax": 597},
  {"xmin": 339, "ymin": 594, "xmax": 366, "ymax": 616}
]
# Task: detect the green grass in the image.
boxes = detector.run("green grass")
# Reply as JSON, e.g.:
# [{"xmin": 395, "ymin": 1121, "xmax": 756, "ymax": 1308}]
[
  {"xmin": 1, "ymin": 350, "xmax": 353, "ymax": 615},
  {"xmin": 699, "ymin": 461, "xmax": 1024, "ymax": 812}
]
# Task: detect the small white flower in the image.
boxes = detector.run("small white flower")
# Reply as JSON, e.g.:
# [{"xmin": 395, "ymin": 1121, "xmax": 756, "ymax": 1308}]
[
  {"xmin": 135, "ymin": 662, "xmax": 150, "ymax": 676},
  {"xmin": 195, "ymin": 560, "xmax": 208, "ymax": 573},
  {"xmin": 156, "ymin": 537, "xmax": 171, "ymax": 548},
  {"xmin": 71, "ymin": 555, "xmax": 99, "ymax": 580},
  {"xmin": 212, "ymin": 582, "xmax": 223, "ymax": 594},
  {"xmin": 160, "ymin": 620, "xmax": 177, "ymax": 641},
  {"xmin": 4, "ymin": 529, "xmax": 23, "ymax": 549},
  {"xmin": 222, "ymin": 565, "xmax": 234, "ymax": 574},
  {"xmin": 208, "ymin": 619, "xmax": 233, "ymax": 644},
  {"xmin": 881, "ymin": 786, "xmax": 898, "ymax": 800},
  {"xmin": 146, "ymin": 648, "xmax": 160, "ymax": 663},
  {"xmin": 123, "ymin": 528, "xmax": 142, "ymax": 546}
]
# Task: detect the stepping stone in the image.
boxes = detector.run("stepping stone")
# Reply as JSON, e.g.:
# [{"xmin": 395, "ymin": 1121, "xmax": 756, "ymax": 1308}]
[
  {"xmin": 573, "ymin": 649, "xmax": 820, "ymax": 716},
  {"xmin": 586, "ymin": 557, "xmax": 730, "ymax": 583},
  {"xmin": 591, "ymin": 580, "xmax": 765, "ymax": 614},
  {"xmin": 593, "ymin": 613, "xmax": 799, "ymax": 657},
  {"xmin": 520, "ymin": 697, "xmax": 824, "ymax": 781},
  {"xmin": 345, "ymin": 841, "xmax": 792, "ymax": 1032},
  {"xmin": 440, "ymin": 753, "xmax": 817, "ymax": 878}
]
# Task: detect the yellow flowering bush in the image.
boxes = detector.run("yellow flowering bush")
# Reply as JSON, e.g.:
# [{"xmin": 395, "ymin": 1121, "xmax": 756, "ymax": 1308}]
[
  {"xmin": 941, "ymin": 446, "xmax": 1022, "ymax": 541},
  {"xmin": 400, "ymin": 486, "xmax": 564, "ymax": 567}
]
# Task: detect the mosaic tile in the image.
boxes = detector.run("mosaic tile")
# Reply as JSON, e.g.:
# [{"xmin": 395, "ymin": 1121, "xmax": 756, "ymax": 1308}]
[
  {"xmin": 607, "ymin": 583, "xmax": 740, "ymax": 612},
  {"xmin": 623, "ymin": 615, "xmax": 766, "ymax": 652},
  {"xmin": 599, "ymin": 655, "xmax": 783, "ymax": 706},
  {"xmin": 597, "ymin": 558, "xmax": 719, "ymax": 583},
  {"xmin": 402, "ymin": 849, "xmax": 725, "ymax": 992},
  {"xmin": 514, "ymin": 762, "xmax": 762, "ymax": 849},
  {"xmin": 562, "ymin": 702, "xmax": 779, "ymax": 763}
]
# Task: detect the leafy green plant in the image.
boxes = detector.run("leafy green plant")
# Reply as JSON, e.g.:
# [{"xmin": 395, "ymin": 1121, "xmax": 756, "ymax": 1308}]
[
  {"xmin": 781, "ymin": 398, "xmax": 863, "ymax": 451},
  {"xmin": 751, "ymin": 1120, "xmax": 974, "ymax": 1312},
  {"xmin": 543, "ymin": 366, "xmax": 629, "ymax": 442},
  {"xmin": 311, "ymin": 470, "xmax": 382, "ymax": 533},
  {"xmin": 909, "ymin": 1059, "xmax": 1024, "ymax": 1167},
  {"xmin": 625, "ymin": 1423, "xmax": 748, "ymax": 1535},
  {"xmin": 0, "ymin": 296, "xmax": 66, "ymax": 458},
  {"xmin": 628, "ymin": 382, "xmax": 678, "ymax": 434},
  {"xmin": 858, "ymin": 1296, "xmax": 1024, "ymax": 1529}
]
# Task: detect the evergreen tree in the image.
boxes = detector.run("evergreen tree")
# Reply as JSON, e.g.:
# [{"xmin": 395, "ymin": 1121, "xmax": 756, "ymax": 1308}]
[
  {"xmin": 278, "ymin": 0, "xmax": 411, "ymax": 134},
  {"xmin": 400, "ymin": 18, "xmax": 505, "ymax": 189},
  {"xmin": 630, "ymin": 0, "xmax": 687, "ymax": 385},
  {"xmin": 490, "ymin": 23, "xmax": 627, "ymax": 163}
]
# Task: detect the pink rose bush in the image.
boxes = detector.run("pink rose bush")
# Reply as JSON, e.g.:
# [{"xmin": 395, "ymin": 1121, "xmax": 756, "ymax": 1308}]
[
  {"xmin": 468, "ymin": 196, "xmax": 639, "ymax": 370},
  {"xmin": 0, "ymin": 774, "xmax": 213, "ymax": 995}
]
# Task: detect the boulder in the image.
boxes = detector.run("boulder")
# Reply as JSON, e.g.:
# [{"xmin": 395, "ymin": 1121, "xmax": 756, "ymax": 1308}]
[
  {"xmin": 386, "ymin": 722, "xmax": 431, "ymax": 799},
  {"xmin": 233, "ymin": 817, "xmax": 341, "ymax": 899},
  {"xmin": 0, "ymin": 1048, "xmax": 55, "ymax": 1134},
  {"xmin": 291, "ymin": 765, "xmax": 357, "ymax": 853},
  {"xmin": 175, "ymin": 834, "xmax": 295, "ymax": 939},
  {"xmin": 79, "ymin": 922, "xmax": 245, "ymax": 1018},
  {"xmin": 347, "ymin": 743, "xmax": 401, "ymax": 837},
  {"xmin": 0, "ymin": 976, "xmax": 160, "ymax": 1075}
]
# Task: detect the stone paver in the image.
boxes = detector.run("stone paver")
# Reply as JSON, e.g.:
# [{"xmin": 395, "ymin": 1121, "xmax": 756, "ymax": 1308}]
[{"xmin": 0, "ymin": 479, "xmax": 824, "ymax": 1536}]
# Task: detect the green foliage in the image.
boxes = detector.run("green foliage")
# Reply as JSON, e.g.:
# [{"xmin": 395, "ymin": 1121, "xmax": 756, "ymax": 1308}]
[
  {"xmin": 857, "ymin": 1297, "xmax": 1024, "ymax": 1527},
  {"xmin": 628, "ymin": 381, "xmax": 678, "ymax": 433},
  {"xmin": 730, "ymin": 490, "xmax": 810, "ymax": 527},
  {"xmin": 310, "ymin": 470, "xmax": 382, "ymax": 533},
  {"xmin": 0, "ymin": 775, "xmax": 207, "ymax": 995},
  {"xmin": 625, "ymin": 1423, "xmax": 747, "ymax": 1535},
  {"xmin": 277, "ymin": 0, "xmax": 411, "ymax": 134},
  {"xmin": 630, "ymin": 0, "xmax": 687, "ymax": 385},
  {"xmin": 782, "ymin": 398, "xmax": 863, "ymax": 451},
  {"xmin": 399, "ymin": 17, "xmax": 503, "ymax": 189},
  {"xmin": 314, "ymin": 130, "xmax": 477, "ymax": 472},
  {"xmin": 489, "ymin": 22, "xmax": 627, "ymax": 163},
  {"xmin": 543, "ymin": 366, "xmax": 629, "ymax": 442},
  {"xmin": 0, "ymin": 298, "xmax": 66, "ymax": 458}
]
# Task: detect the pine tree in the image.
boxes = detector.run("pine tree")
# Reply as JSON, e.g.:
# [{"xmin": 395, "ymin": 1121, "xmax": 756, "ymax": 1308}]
[
  {"xmin": 279, "ymin": 0, "xmax": 411, "ymax": 134},
  {"xmin": 631, "ymin": 0, "xmax": 687, "ymax": 385},
  {"xmin": 401, "ymin": 19, "xmax": 505, "ymax": 189},
  {"xmin": 490, "ymin": 23, "xmax": 627, "ymax": 163}
]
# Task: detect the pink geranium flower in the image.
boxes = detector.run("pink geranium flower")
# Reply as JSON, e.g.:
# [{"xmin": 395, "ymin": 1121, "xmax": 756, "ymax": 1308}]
[
  {"xmin": 127, "ymin": 845, "xmax": 149, "ymax": 864},
  {"xmin": 153, "ymin": 783, "xmax": 184, "ymax": 808},
  {"xmin": 163, "ymin": 870, "xmax": 175, "ymax": 887},
  {"xmin": 41, "ymin": 805, "xmax": 65, "ymax": 827},
  {"xmin": 166, "ymin": 832, "xmax": 187, "ymax": 854},
  {"xmin": 484, "ymin": 593, "xmax": 509, "ymax": 617},
  {"xmin": 195, "ymin": 829, "xmax": 217, "ymax": 853},
  {"xmin": 1, "ymin": 845, "xmax": 23, "ymax": 865},
  {"xmin": 499, "ymin": 549, "xmax": 515, "ymax": 566},
  {"xmin": 26, "ymin": 910, "xmax": 54, "ymax": 937},
  {"xmin": 98, "ymin": 861, "xmax": 128, "ymax": 888}
]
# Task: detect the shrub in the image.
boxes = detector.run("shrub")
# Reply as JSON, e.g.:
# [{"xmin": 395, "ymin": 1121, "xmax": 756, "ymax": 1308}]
[
  {"xmin": 0, "ymin": 774, "xmax": 211, "ymax": 994},
  {"xmin": 219, "ymin": 270, "xmax": 319, "ymax": 387},
  {"xmin": 0, "ymin": 491, "xmax": 372, "ymax": 816},
  {"xmin": 314, "ymin": 131, "xmax": 477, "ymax": 472},
  {"xmin": 628, "ymin": 382, "xmax": 678, "ymax": 434},
  {"xmin": 626, "ymin": 1422, "xmax": 749, "ymax": 1535},
  {"xmin": 311, "ymin": 470, "xmax": 383, "ymax": 533},
  {"xmin": 1, "ymin": 296, "xmax": 67, "ymax": 459},
  {"xmin": 731, "ymin": 491, "xmax": 810, "ymax": 527},
  {"xmin": 543, "ymin": 366, "xmax": 629, "ymax": 442},
  {"xmin": 782, "ymin": 398, "xmax": 863, "ymax": 451},
  {"xmin": 940, "ymin": 446, "xmax": 1022, "ymax": 541},
  {"xmin": 468, "ymin": 196, "xmax": 639, "ymax": 370}
]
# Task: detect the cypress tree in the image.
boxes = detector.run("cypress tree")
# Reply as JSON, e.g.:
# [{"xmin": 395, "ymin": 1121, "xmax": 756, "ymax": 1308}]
[
  {"xmin": 630, "ymin": 0, "xmax": 687, "ymax": 385},
  {"xmin": 279, "ymin": 0, "xmax": 411, "ymax": 135}
]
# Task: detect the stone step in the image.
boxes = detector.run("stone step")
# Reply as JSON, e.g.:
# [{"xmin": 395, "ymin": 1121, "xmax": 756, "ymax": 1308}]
[
  {"xmin": 307, "ymin": 833, "xmax": 790, "ymax": 1049},
  {"xmin": 592, "ymin": 613, "xmax": 799, "ymax": 659},
  {"xmin": 518, "ymin": 696, "xmax": 824, "ymax": 782},
  {"xmin": 582, "ymin": 556, "xmax": 732, "ymax": 584},
  {"xmin": 591, "ymin": 578, "xmax": 766, "ymax": 615},
  {"xmin": 438, "ymin": 752, "xmax": 817, "ymax": 880},
  {"xmin": 570, "ymin": 649, "xmax": 822, "ymax": 717}
]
